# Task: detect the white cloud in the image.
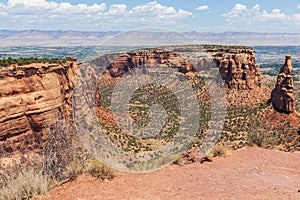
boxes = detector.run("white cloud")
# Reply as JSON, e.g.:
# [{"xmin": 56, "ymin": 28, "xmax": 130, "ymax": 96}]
[
  {"xmin": 8, "ymin": 0, "xmax": 58, "ymax": 10},
  {"xmin": 226, "ymin": 3, "xmax": 257, "ymax": 17},
  {"xmin": 297, "ymin": 5, "xmax": 300, "ymax": 9},
  {"xmin": 129, "ymin": 1, "xmax": 191, "ymax": 20},
  {"xmin": 260, "ymin": 9, "xmax": 289, "ymax": 21},
  {"xmin": 232, "ymin": 3, "xmax": 247, "ymax": 12},
  {"xmin": 223, "ymin": 3, "xmax": 292, "ymax": 31},
  {"xmin": 225, "ymin": 4, "xmax": 260, "ymax": 21},
  {"xmin": 293, "ymin": 13, "xmax": 300, "ymax": 21},
  {"xmin": 225, "ymin": 3, "xmax": 289, "ymax": 21},
  {"xmin": 196, "ymin": 5, "xmax": 209, "ymax": 11},
  {"xmin": 178, "ymin": 9, "xmax": 193, "ymax": 17},
  {"xmin": 107, "ymin": 4, "xmax": 127, "ymax": 15},
  {"xmin": 252, "ymin": 4, "xmax": 260, "ymax": 11},
  {"xmin": 0, "ymin": 0, "xmax": 192, "ymax": 30}
]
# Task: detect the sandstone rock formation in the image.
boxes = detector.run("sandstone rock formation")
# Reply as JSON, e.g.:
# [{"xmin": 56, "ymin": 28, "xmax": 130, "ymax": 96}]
[
  {"xmin": 105, "ymin": 50, "xmax": 195, "ymax": 78},
  {"xmin": 0, "ymin": 60, "xmax": 78, "ymax": 153},
  {"xmin": 94, "ymin": 46, "xmax": 269, "ymax": 109},
  {"xmin": 211, "ymin": 48, "xmax": 262, "ymax": 90},
  {"xmin": 271, "ymin": 55, "xmax": 294, "ymax": 113},
  {"xmin": 100, "ymin": 46, "xmax": 262, "ymax": 91}
]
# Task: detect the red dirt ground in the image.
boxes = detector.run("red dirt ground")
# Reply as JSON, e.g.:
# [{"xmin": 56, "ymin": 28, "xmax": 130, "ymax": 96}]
[{"xmin": 40, "ymin": 147, "xmax": 300, "ymax": 200}]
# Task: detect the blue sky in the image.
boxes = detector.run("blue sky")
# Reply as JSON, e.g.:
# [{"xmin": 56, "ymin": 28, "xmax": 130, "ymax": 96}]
[{"xmin": 0, "ymin": 0, "xmax": 300, "ymax": 32}]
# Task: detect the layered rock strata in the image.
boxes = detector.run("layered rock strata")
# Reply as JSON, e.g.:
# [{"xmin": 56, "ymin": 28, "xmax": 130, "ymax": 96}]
[
  {"xmin": 105, "ymin": 50, "xmax": 195, "ymax": 78},
  {"xmin": 0, "ymin": 60, "xmax": 78, "ymax": 153},
  {"xmin": 211, "ymin": 48, "xmax": 262, "ymax": 90}
]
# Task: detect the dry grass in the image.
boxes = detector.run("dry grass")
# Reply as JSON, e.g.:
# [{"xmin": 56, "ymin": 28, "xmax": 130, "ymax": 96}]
[
  {"xmin": 247, "ymin": 132, "xmax": 266, "ymax": 147},
  {"xmin": 172, "ymin": 155, "xmax": 184, "ymax": 165},
  {"xmin": 40, "ymin": 120, "xmax": 87, "ymax": 183},
  {"xmin": 0, "ymin": 168, "xmax": 49, "ymax": 200},
  {"xmin": 208, "ymin": 145, "xmax": 230, "ymax": 158},
  {"xmin": 86, "ymin": 159, "xmax": 115, "ymax": 180},
  {"xmin": 0, "ymin": 119, "xmax": 116, "ymax": 200}
]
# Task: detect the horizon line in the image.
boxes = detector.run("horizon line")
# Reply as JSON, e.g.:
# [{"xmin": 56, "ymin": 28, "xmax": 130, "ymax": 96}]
[{"xmin": 1, "ymin": 30, "xmax": 300, "ymax": 34}]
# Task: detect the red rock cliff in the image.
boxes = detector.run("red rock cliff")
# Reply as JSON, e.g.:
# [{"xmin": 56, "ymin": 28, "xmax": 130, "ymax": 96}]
[
  {"xmin": 106, "ymin": 50, "xmax": 195, "ymax": 77},
  {"xmin": 211, "ymin": 48, "xmax": 262, "ymax": 90},
  {"xmin": 0, "ymin": 60, "xmax": 78, "ymax": 153}
]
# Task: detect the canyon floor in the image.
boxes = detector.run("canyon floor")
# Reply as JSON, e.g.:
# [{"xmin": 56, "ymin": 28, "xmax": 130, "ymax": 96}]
[{"xmin": 39, "ymin": 147, "xmax": 300, "ymax": 200}]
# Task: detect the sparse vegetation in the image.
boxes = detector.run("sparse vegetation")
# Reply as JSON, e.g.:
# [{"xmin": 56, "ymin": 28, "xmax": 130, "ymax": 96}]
[
  {"xmin": 0, "ymin": 57, "xmax": 72, "ymax": 67},
  {"xmin": 0, "ymin": 168, "xmax": 49, "ymax": 200},
  {"xmin": 86, "ymin": 159, "xmax": 115, "ymax": 180},
  {"xmin": 0, "ymin": 120, "xmax": 115, "ymax": 200},
  {"xmin": 1, "ymin": 45, "xmax": 300, "ymax": 199},
  {"xmin": 208, "ymin": 145, "xmax": 230, "ymax": 158},
  {"xmin": 40, "ymin": 120, "xmax": 87, "ymax": 183},
  {"xmin": 247, "ymin": 131, "xmax": 267, "ymax": 147}
]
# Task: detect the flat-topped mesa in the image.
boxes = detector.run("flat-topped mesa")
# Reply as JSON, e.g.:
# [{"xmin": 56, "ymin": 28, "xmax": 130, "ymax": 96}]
[
  {"xmin": 0, "ymin": 59, "xmax": 78, "ymax": 153},
  {"xmin": 212, "ymin": 48, "xmax": 262, "ymax": 90},
  {"xmin": 271, "ymin": 55, "xmax": 294, "ymax": 113},
  {"xmin": 106, "ymin": 50, "xmax": 195, "ymax": 77}
]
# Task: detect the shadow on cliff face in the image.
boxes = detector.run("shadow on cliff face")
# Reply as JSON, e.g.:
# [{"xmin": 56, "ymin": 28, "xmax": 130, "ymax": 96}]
[{"xmin": 0, "ymin": 60, "xmax": 78, "ymax": 155}]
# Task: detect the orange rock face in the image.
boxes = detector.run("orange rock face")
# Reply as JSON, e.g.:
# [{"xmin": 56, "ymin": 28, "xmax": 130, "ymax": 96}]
[
  {"xmin": 271, "ymin": 55, "xmax": 294, "ymax": 113},
  {"xmin": 212, "ymin": 48, "xmax": 262, "ymax": 90},
  {"xmin": 0, "ymin": 61, "xmax": 78, "ymax": 153},
  {"xmin": 106, "ymin": 50, "xmax": 195, "ymax": 78}
]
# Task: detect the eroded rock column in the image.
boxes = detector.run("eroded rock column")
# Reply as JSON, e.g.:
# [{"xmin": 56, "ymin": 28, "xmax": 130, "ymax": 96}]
[{"xmin": 271, "ymin": 55, "xmax": 295, "ymax": 113}]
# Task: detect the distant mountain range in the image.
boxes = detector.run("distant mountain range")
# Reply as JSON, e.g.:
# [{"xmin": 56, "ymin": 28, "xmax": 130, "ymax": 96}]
[{"xmin": 0, "ymin": 30, "xmax": 300, "ymax": 46}]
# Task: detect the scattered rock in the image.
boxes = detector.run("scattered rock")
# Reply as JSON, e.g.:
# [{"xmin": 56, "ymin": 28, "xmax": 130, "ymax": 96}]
[
  {"xmin": 177, "ymin": 149, "xmax": 213, "ymax": 165},
  {"xmin": 200, "ymin": 156, "xmax": 213, "ymax": 164},
  {"xmin": 175, "ymin": 149, "xmax": 201, "ymax": 165}
]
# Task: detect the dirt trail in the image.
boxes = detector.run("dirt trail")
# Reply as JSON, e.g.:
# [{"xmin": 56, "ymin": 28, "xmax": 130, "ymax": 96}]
[{"xmin": 40, "ymin": 147, "xmax": 300, "ymax": 200}]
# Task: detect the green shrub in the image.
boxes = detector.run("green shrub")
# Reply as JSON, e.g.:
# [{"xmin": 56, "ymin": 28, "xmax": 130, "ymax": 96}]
[{"xmin": 0, "ymin": 57, "xmax": 67, "ymax": 67}]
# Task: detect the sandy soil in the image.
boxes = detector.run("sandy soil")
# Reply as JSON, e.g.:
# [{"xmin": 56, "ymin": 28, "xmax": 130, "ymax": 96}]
[{"xmin": 40, "ymin": 147, "xmax": 300, "ymax": 200}]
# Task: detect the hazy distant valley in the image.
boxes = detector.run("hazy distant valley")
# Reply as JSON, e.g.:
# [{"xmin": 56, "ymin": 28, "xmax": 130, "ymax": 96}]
[
  {"xmin": 1, "ymin": 45, "xmax": 299, "ymax": 77},
  {"xmin": 1, "ymin": 30, "xmax": 300, "ymax": 47}
]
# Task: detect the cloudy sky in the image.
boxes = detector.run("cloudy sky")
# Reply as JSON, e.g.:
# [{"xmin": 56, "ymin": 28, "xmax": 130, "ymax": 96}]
[{"xmin": 0, "ymin": 0, "xmax": 299, "ymax": 32}]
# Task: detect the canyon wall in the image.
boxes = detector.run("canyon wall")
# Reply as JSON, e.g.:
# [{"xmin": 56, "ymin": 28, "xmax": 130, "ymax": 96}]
[
  {"xmin": 0, "ymin": 60, "xmax": 78, "ymax": 153},
  {"xmin": 105, "ymin": 50, "xmax": 195, "ymax": 78},
  {"xmin": 94, "ymin": 46, "xmax": 262, "ymax": 91},
  {"xmin": 0, "ymin": 45, "xmax": 266, "ymax": 154}
]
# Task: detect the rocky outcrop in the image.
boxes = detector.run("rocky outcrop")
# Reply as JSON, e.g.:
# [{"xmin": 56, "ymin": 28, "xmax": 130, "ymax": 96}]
[
  {"xmin": 99, "ymin": 47, "xmax": 262, "ymax": 91},
  {"xmin": 106, "ymin": 50, "xmax": 195, "ymax": 77},
  {"xmin": 0, "ymin": 60, "xmax": 78, "ymax": 153},
  {"xmin": 211, "ymin": 48, "xmax": 262, "ymax": 90},
  {"xmin": 94, "ymin": 46, "xmax": 269, "ymax": 108},
  {"xmin": 271, "ymin": 55, "xmax": 294, "ymax": 113}
]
